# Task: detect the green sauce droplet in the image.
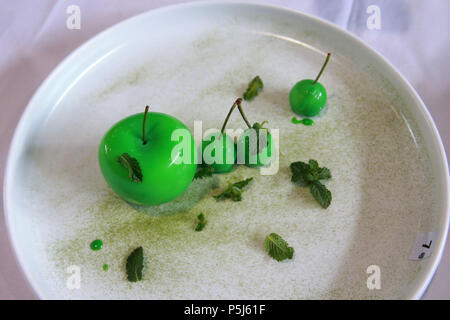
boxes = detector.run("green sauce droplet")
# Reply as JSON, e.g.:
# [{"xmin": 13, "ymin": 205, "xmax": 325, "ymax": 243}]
[
  {"xmin": 103, "ymin": 264, "xmax": 109, "ymax": 271},
  {"xmin": 291, "ymin": 117, "xmax": 314, "ymax": 126},
  {"xmin": 90, "ymin": 239, "xmax": 103, "ymax": 251}
]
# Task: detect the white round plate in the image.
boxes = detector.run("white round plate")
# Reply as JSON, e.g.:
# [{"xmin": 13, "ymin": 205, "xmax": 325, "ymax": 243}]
[{"xmin": 4, "ymin": 2, "xmax": 449, "ymax": 299}]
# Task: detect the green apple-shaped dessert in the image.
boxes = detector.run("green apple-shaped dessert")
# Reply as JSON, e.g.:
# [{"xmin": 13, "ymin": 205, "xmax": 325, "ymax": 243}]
[
  {"xmin": 289, "ymin": 53, "xmax": 331, "ymax": 117},
  {"xmin": 98, "ymin": 106, "xmax": 197, "ymax": 206}
]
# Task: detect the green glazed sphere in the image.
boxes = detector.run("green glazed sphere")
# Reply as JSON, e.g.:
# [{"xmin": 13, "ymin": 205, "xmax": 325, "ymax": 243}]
[
  {"xmin": 289, "ymin": 79, "xmax": 327, "ymax": 117},
  {"xmin": 201, "ymin": 132, "xmax": 236, "ymax": 173},
  {"xmin": 98, "ymin": 112, "xmax": 197, "ymax": 206},
  {"xmin": 237, "ymin": 127, "xmax": 272, "ymax": 168}
]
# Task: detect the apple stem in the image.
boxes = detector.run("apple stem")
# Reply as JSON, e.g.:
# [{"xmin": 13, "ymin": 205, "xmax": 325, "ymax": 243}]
[
  {"xmin": 220, "ymin": 98, "xmax": 243, "ymax": 134},
  {"xmin": 236, "ymin": 98, "xmax": 252, "ymax": 129},
  {"xmin": 142, "ymin": 105, "xmax": 149, "ymax": 145},
  {"xmin": 313, "ymin": 53, "xmax": 331, "ymax": 84}
]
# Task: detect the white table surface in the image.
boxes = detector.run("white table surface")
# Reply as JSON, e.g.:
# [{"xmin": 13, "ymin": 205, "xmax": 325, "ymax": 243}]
[{"xmin": 1, "ymin": 0, "xmax": 449, "ymax": 299}]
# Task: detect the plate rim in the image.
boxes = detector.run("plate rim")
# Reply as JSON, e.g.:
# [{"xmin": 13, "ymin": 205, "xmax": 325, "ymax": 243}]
[{"xmin": 3, "ymin": 0, "xmax": 449, "ymax": 299}]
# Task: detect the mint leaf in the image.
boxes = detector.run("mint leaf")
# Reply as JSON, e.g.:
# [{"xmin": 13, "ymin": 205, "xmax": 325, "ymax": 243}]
[
  {"xmin": 232, "ymin": 177, "xmax": 253, "ymax": 189},
  {"xmin": 309, "ymin": 181, "xmax": 332, "ymax": 209},
  {"xmin": 195, "ymin": 213, "xmax": 207, "ymax": 231},
  {"xmin": 126, "ymin": 247, "xmax": 144, "ymax": 282},
  {"xmin": 214, "ymin": 185, "xmax": 242, "ymax": 202},
  {"xmin": 243, "ymin": 76, "xmax": 263, "ymax": 101},
  {"xmin": 264, "ymin": 233, "xmax": 294, "ymax": 262},
  {"xmin": 290, "ymin": 161, "xmax": 310, "ymax": 175},
  {"xmin": 194, "ymin": 165, "xmax": 214, "ymax": 180},
  {"xmin": 308, "ymin": 159, "xmax": 319, "ymax": 171},
  {"xmin": 290, "ymin": 161, "xmax": 311, "ymax": 187},
  {"xmin": 290, "ymin": 159, "xmax": 332, "ymax": 208},
  {"xmin": 214, "ymin": 178, "xmax": 253, "ymax": 202},
  {"xmin": 118, "ymin": 153, "xmax": 143, "ymax": 183},
  {"xmin": 317, "ymin": 167, "xmax": 331, "ymax": 180}
]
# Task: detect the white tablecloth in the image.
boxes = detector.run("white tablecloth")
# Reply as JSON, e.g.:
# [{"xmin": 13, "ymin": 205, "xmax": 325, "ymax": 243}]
[{"xmin": 1, "ymin": 0, "xmax": 449, "ymax": 299}]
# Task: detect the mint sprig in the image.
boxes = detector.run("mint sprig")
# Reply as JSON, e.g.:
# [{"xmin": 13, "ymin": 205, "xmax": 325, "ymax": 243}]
[
  {"xmin": 214, "ymin": 177, "xmax": 253, "ymax": 202},
  {"xmin": 243, "ymin": 76, "xmax": 263, "ymax": 101},
  {"xmin": 290, "ymin": 159, "xmax": 332, "ymax": 208},
  {"xmin": 117, "ymin": 153, "xmax": 143, "ymax": 183},
  {"xmin": 264, "ymin": 233, "xmax": 294, "ymax": 262}
]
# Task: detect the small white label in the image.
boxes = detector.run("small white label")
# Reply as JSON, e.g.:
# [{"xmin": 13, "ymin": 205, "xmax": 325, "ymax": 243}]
[
  {"xmin": 366, "ymin": 265, "xmax": 381, "ymax": 290},
  {"xmin": 366, "ymin": 5, "xmax": 382, "ymax": 30},
  {"xmin": 408, "ymin": 231, "xmax": 438, "ymax": 261}
]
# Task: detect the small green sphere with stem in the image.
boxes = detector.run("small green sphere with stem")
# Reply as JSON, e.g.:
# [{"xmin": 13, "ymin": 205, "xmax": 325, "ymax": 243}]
[
  {"xmin": 290, "ymin": 53, "xmax": 331, "ymax": 117},
  {"xmin": 201, "ymin": 98, "xmax": 241, "ymax": 173},
  {"xmin": 234, "ymin": 99, "xmax": 272, "ymax": 168}
]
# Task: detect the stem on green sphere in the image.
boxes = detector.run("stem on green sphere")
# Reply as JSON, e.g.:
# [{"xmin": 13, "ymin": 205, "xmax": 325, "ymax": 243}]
[
  {"xmin": 142, "ymin": 105, "xmax": 149, "ymax": 145},
  {"xmin": 313, "ymin": 52, "xmax": 331, "ymax": 84},
  {"xmin": 236, "ymin": 98, "xmax": 252, "ymax": 129},
  {"xmin": 221, "ymin": 98, "xmax": 242, "ymax": 134}
]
